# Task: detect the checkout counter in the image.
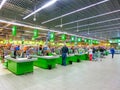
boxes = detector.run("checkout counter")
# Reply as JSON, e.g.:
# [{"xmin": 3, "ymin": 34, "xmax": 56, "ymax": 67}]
[
  {"xmin": 57, "ymin": 54, "xmax": 75, "ymax": 65},
  {"xmin": 74, "ymin": 53, "xmax": 81, "ymax": 62},
  {"xmin": 74, "ymin": 53, "xmax": 89, "ymax": 62},
  {"xmin": 5, "ymin": 56, "xmax": 37, "ymax": 75},
  {"xmin": 31, "ymin": 55, "xmax": 59, "ymax": 69},
  {"xmin": 79, "ymin": 53, "xmax": 89, "ymax": 61}
]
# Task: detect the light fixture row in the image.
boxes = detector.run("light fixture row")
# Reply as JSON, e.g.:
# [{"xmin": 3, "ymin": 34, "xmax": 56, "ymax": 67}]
[
  {"xmin": 0, "ymin": 19, "xmax": 100, "ymax": 40},
  {"xmin": 41, "ymin": 0, "xmax": 109, "ymax": 24},
  {"xmin": 55, "ymin": 9, "xmax": 120, "ymax": 27},
  {"xmin": 65, "ymin": 17, "xmax": 120, "ymax": 30},
  {"xmin": 76, "ymin": 22, "xmax": 120, "ymax": 32}
]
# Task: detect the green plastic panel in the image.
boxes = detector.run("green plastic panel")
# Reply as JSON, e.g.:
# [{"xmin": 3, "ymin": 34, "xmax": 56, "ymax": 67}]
[
  {"xmin": 71, "ymin": 56, "xmax": 78, "ymax": 62},
  {"xmin": 34, "ymin": 58, "xmax": 57, "ymax": 69},
  {"xmin": 74, "ymin": 55, "xmax": 81, "ymax": 62},
  {"xmin": 7, "ymin": 59, "xmax": 33, "ymax": 75},
  {"xmin": 57, "ymin": 56, "xmax": 74, "ymax": 65},
  {"xmin": 80, "ymin": 54, "xmax": 89, "ymax": 61}
]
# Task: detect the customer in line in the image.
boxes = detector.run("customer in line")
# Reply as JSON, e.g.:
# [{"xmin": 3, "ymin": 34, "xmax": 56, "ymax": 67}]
[
  {"xmin": 88, "ymin": 47, "xmax": 93, "ymax": 61},
  {"xmin": 92, "ymin": 47, "xmax": 96, "ymax": 60},
  {"xmin": 110, "ymin": 47, "xmax": 115, "ymax": 58},
  {"xmin": 97, "ymin": 47, "xmax": 102, "ymax": 61},
  {"xmin": 61, "ymin": 44, "xmax": 69, "ymax": 66}
]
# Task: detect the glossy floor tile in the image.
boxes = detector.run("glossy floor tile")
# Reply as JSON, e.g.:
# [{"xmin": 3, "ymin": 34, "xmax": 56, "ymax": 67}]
[{"xmin": 0, "ymin": 55, "xmax": 120, "ymax": 90}]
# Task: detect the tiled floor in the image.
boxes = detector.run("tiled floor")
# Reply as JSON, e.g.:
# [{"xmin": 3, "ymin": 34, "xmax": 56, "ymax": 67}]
[{"xmin": 0, "ymin": 55, "xmax": 120, "ymax": 90}]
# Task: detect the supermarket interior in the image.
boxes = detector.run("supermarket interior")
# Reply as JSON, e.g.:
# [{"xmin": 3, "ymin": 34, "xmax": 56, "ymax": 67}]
[{"xmin": 0, "ymin": 0, "xmax": 120, "ymax": 90}]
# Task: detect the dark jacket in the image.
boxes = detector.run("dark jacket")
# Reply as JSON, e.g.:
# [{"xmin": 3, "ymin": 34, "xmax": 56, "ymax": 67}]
[
  {"xmin": 61, "ymin": 46, "xmax": 68, "ymax": 54},
  {"xmin": 92, "ymin": 48, "xmax": 96, "ymax": 53},
  {"xmin": 110, "ymin": 48, "xmax": 115, "ymax": 54}
]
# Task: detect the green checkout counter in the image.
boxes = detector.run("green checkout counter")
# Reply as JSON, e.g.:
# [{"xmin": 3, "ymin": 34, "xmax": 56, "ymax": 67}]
[
  {"xmin": 74, "ymin": 54, "xmax": 81, "ymax": 62},
  {"xmin": 57, "ymin": 54, "xmax": 75, "ymax": 65},
  {"xmin": 79, "ymin": 53, "xmax": 89, "ymax": 61},
  {"xmin": 72, "ymin": 53, "xmax": 89, "ymax": 62},
  {"xmin": 5, "ymin": 56, "xmax": 37, "ymax": 75},
  {"xmin": 32, "ymin": 55, "xmax": 59, "ymax": 69},
  {"xmin": 57, "ymin": 53, "xmax": 89, "ymax": 65},
  {"xmin": 32, "ymin": 54, "xmax": 76, "ymax": 68}
]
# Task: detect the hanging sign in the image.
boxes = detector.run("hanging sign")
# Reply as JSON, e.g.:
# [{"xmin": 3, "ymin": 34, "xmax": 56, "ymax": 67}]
[
  {"xmin": 33, "ymin": 29, "xmax": 38, "ymax": 38},
  {"xmin": 74, "ymin": 36, "xmax": 77, "ymax": 45},
  {"xmin": 12, "ymin": 26, "xmax": 17, "ymax": 36},
  {"xmin": 61, "ymin": 34, "xmax": 66, "ymax": 41},
  {"xmin": 71, "ymin": 36, "xmax": 75, "ymax": 42},
  {"xmin": 88, "ymin": 39, "xmax": 93, "ymax": 45},
  {"xmin": 50, "ymin": 32, "xmax": 55, "ymax": 42},
  {"xmin": 50, "ymin": 32, "xmax": 55, "ymax": 39},
  {"xmin": 84, "ymin": 38, "xmax": 88, "ymax": 43},
  {"xmin": 77, "ymin": 37, "xmax": 82, "ymax": 42}
]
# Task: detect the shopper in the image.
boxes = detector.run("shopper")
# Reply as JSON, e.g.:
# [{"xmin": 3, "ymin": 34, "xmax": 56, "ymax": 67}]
[
  {"xmin": 39, "ymin": 45, "xmax": 43, "ymax": 51},
  {"xmin": 10, "ymin": 45, "xmax": 15, "ymax": 58},
  {"xmin": 110, "ymin": 47, "xmax": 115, "ymax": 58},
  {"xmin": 71, "ymin": 46, "xmax": 75, "ymax": 54},
  {"xmin": 1, "ymin": 46, "xmax": 4, "ymax": 63},
  {"xmin": 92, "ymin": 47, "xmax": 96, "ymax": 60},
  {"xmin": 61, "ymin": 44, "xmax": 69, "ymax": 66},
  {"xmin": 88, "ymin": 47, "xmax": 93, "ymax": 61},
  {"xmin": 97, "ymin": 48, "xmax": 102, "ymax": 61},
  {"xmin": 43, "ymin": 44, "xmax": 50, "ymax": 55},
  {"xmin": 15, "ymin": 45, "xmax": 20, "ymax": 51},
  {"xmin": 39, "ymin": 45, "xmax": 43, "ymax": 55},
  {"xmin": 99, "ymin": 47, "xmax": 104, "ymax": 58}
]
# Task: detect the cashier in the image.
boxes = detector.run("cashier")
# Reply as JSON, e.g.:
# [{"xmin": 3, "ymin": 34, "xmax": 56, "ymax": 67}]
[
  {"xmin": 61, "ymin": 44, "xmax": 69, "ymax": 66},
  {"xmin": 71, "ymin": 46, "xmax": 75, "ymax": 54},
  {"xmin": 39, "ymin": 45, "xmax": 43, "ymax": 55},
  {"xmin": 43, "ymin": 45, "xmax": 50, "ymax": 55},
  {"xmin": 10, "ymin": 45, "xmax": 15, "ymax": 58},
  {"xmin": 15, "ymin": 45, "xmax": 20, "ymax": 51},
  {"xmin": 39, "ymin": 45, "xmax": 43, "ymax": 51},
  {"xmin": 26, "ymin": 47, "xmax": 30, "ymax": 57}
]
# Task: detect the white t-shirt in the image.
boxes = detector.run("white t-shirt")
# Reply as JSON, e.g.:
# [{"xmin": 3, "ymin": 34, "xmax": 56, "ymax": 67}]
[{"xmin": 88, "ymin": 49, "xmax": 93, "ymax": 55}]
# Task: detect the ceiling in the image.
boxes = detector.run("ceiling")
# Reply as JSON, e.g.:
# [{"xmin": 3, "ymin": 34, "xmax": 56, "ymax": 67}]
[{"xmin": 0, "ymin": 0, "xmax": 120, "ymax": 40}]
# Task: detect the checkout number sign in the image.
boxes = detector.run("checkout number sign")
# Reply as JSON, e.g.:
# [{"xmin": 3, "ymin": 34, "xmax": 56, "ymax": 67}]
[
  {"xmin": 75, "ymin": 37, "xmax": 78, "ymax": 45},
  {"xmin": 46, "ymin": 31, "xmax": 50, "ymax": 41}
]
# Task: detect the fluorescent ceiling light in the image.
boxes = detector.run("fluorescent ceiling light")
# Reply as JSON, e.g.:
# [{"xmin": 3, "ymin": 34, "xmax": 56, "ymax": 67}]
[
  {"xmin": 0, "ymin": 19, "xmax": 52, "ymax": 32},
  {"xmin": 90, "ymin": 29, "xmax": 120, "ymax": 34},
  {"xmin": 41, "ymin": 0, "xmax": 109, "ymax": 24},
  {"xmin": 0, "ymin": 19, "xmax": 98, "ymax": 40},
  {"xmin": 25, "ymin": 31, "xmax": 47, "ymax": 35},
  {"xmin": 77, "ymin": 22, "xmax": 120, "ymax": 32},
  {"xmin": 82, "ymin": 26, "xmax": 120, "ymax": 34},
  {"xmin": 65, "ymin": 17, "xmax": 120, "ymax": 30},
  {"xmin": 0, "ymin": 0, "xmax": 7, "ymax": 9},
  {"xmin": 82, "ymin": 28, "xmax": 120, "ymax": 39},
  {"xmin": 55, "ymin": 9, "xmax": 120, "ymax": 27},
  {"xmin": 0, "ymin": 19, "xmax": 76, "ymax": 36},
  {"xmin": 23, "ymin": 0, "xmax": 57, "ymax": 19}
]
